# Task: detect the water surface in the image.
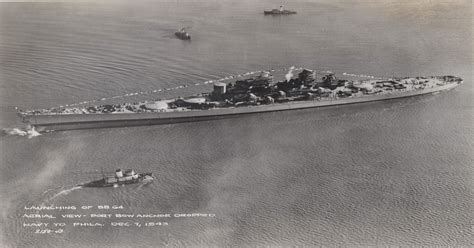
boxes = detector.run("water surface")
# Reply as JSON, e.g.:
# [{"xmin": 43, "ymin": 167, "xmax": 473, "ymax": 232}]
[{"xmin": 0, "ymin": 1, "xmax": 472, "ymax": 247}]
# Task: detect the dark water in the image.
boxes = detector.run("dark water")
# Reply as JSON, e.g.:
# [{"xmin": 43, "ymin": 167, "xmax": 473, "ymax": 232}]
[{"xmin": 0, "ymin": 1, "xmax": 472, "ymax": 247}]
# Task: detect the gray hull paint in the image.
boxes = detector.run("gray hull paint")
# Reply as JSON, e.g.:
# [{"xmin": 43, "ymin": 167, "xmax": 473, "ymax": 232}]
[{"xmin": 28, "ymin": 83, "xmax": 458, "ymax": 131}]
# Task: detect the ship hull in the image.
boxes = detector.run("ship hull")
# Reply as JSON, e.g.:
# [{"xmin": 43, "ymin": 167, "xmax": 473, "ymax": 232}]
[
  {"xmin": 175, "ymin": 32, "xmax": 191, "ymax": 40},
  {"xmin": 264, "ymin": 10, "xmax": 297, "ymax": 15},
  {"xmin": 26, "ymin": 82, "xmax": 460, "ymax": 131}
]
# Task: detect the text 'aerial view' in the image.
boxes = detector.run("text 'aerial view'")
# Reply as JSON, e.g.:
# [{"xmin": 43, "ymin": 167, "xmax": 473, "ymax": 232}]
[{"xmin": 0, "ymin": 0, "xmax": 472, "ymax": 247}]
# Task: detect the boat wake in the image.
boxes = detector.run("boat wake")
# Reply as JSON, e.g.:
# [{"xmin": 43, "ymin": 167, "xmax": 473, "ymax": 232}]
[
  {"xmin": 43, "ymin": 186, "xmax": 83, "ymax": 203},
  {"xmin": 1, "ymin": 127, "xmax": 41, "ymax": 138},
  {"xmin": 137, "ymin": 177, "xmax": 154, "ymax": 189}
]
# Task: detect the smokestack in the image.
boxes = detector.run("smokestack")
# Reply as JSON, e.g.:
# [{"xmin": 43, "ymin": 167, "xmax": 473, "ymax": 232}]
[
  {"xmin": 285, "ymin": 66, "xmax": 295, "ymax": 82},
  {"xmin": 115, "ymin": 169, "xmax": 123, "ymax": 178}
]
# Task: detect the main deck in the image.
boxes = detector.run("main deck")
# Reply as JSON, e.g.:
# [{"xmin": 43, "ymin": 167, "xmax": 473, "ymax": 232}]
[{"xmin": 22, "ymin": 81, "xmax": 460, "ymax": 131}]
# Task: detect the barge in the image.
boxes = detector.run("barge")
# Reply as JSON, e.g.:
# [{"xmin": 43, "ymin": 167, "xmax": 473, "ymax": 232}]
[{"xmin": 17, "ymin": 69, "xmax": 463, "ymax": 132}]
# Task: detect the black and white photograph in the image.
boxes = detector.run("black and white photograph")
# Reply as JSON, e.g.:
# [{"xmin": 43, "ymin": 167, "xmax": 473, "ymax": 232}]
[{"xmin": 0, "ymin": 0, "xmax": 472, "ymax": 247}]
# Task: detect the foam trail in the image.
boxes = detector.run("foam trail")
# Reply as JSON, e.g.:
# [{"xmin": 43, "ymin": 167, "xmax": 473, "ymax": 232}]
[
  {"xmin": 27, "ymin": 127, "xmax": 41, "ymax": 138},
  {"xmin": 137, "ymin": 178, "xmax": 154, "ymax": 189},
  {"xmin": 2, "ymin": 128, "xmax": 28, "ymax": 136},
  {"xmin": 2, "ymin": 127, "xmax": 41, "ymax": 138},
  {"xmin": 48, "ymin": 186, "xmax": 83, "ymax": 202}
]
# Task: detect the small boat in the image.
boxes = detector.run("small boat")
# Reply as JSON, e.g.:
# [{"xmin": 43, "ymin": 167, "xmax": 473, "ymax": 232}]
[
  {"xmin": 264, "ymin": 5, "xmax": 297, "ymax": 15},
  {"xmin": 80, "ymin": 169, "xmax": 153, "ymax": 187},
  {"xmin": 175, "ymin": 28, "xmax": 191, "ymax": 40}
]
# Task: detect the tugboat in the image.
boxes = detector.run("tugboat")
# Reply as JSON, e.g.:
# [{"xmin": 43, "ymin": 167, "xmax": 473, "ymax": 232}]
[
  {"xmin": 175, "ymin": 28, "xmax": 191, "ymax": 40},
  {"xmin": 264, "ymin": 5, "xmax": 297, "ymax": 15},
  {"xmin": 80, "ymin": 169, "xmax": 153, "ymax": 187}
]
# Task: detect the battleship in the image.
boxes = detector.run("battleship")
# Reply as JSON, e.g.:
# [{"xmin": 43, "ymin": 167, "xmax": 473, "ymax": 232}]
[
  {"xmin": 17, "ymin": 68, "xmax": 463, "ymax": 132},
  {"xmin": 80, "ymin": 169, "xmax": 153, "ymax": 187}
]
